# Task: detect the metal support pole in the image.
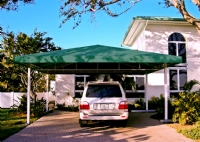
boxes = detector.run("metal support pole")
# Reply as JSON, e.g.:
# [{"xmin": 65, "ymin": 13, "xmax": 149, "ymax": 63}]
[
  {"xmin": 27, "ymin": 68, "xmax": 31, "ymax": 124},
  {"xmin": 145, "ymin": 74, "xmax": 148, "ymax": 111},
  {"xmin": 164, "ymin": 64, "xmax": 169, "ymax": 120},
  {"xmin": 46, "ymin": 74, "xmax": 49, "ymax": 112},
  {"xmin": 84, "ymin": 76, "xmax": 86, "ymax": 89}
]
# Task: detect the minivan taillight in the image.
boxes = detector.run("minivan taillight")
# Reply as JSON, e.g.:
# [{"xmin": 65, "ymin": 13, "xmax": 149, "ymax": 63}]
[
  {"xmin": 80, "ymin": 101, "xmax": 90, "ymax": 110},
  {"xmin": 118, "ymin": 101, "xmax": 128, "ymax": 109}
]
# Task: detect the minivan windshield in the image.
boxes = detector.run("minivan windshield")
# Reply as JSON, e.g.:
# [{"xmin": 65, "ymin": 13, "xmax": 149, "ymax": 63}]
[{"xmin": 86, "ymin": 84, "xmax": 122, "ymax": 98}]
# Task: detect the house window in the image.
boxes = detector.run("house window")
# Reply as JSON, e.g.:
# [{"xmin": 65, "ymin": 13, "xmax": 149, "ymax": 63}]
[
  {"xmin": 168, "ymin": 33, "xmax": 187, "ymax": 95},
  {"xmin": 74, "ymin": 75, "xmax": 89, "ymax": 98},
  {"xmin": 125, "ymin": 75, "xmax": 145, "ymax": 98},
  {"xmin": 169, "ymin": 69, "xmax": 187, "ymax": 91},
  {"xmin": 168, "ymin": 32, "xmax": 186, "ymax": 63},
  {"xmin": 75, "ymin": 77, "xmax": 84, "ymax": 90}
]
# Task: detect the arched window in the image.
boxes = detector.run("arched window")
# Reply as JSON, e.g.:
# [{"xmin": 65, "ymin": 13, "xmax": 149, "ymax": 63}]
[
  {"xmin": 168, "ymin": 33, "xmax": 186, "ymax": 63},
  {"xmin": 168, "ymin": 33, "xmax": 187, "ymax": 95}
]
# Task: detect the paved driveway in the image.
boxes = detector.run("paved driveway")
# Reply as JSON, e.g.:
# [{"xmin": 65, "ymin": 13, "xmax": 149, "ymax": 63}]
[{"xmin": 3, "ymin": 110, "xmax": 194, "ymax": 142}]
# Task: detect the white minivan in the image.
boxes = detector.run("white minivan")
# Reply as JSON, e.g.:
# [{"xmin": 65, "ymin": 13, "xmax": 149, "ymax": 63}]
[{"xmin": 79, "ymin": 81, "xmax": 128, "ymax": 127}]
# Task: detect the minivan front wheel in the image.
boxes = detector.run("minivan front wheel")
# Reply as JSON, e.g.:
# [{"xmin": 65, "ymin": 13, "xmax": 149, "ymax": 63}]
[{"xmin": 79, "ymin": 119, "xmax": 87, "ymax": 127}]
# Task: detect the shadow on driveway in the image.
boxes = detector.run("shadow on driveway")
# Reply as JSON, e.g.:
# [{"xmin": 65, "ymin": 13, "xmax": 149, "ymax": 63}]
[{"xmin": 3, "ymin": 110, "xmax": 194, "ymax": 142}]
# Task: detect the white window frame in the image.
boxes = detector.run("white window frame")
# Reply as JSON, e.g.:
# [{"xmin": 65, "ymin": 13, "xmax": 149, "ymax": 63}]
[
  {"xmin": 74, "ymin": 75, "xmax": 89, "ymax": 95},
  {"xmin": 168, "ymin": 67, "xmax": 187, "ymax": 92},
  {"xmin": 168, "ymin": 33, "xmax": 187, "ymax": 93},
  {"xmin": 168, "ymin": 41, "xmax": 186, "ymax": 56},
  {"xmin": 125, "ymin": 75, "xmax": 146, "ymax": 93},
  {"xmin": 168, "ymin": 39, "xmax": 187, "ymax": 66}
]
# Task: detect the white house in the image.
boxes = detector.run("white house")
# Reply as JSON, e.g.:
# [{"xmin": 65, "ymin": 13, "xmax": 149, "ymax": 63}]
[
  {"xmin": 122, "ymin": 16, "xmax": 200, "ymax": 99},
  {"xmin": 55, "ymin": 16, "xmax": 200, "ymax": 106}
]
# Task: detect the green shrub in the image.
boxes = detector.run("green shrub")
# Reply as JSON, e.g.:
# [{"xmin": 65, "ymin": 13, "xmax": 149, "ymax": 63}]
[
  {"xmin": 56, "ymin": 103, "xmax": 66, "ymax": 110},
  {"xmin": 133, "ymin": 98, "xmax": 146, "ymax": 110},
  {"xmin": 128, "ymin": 104, "xmax": 135, "ymax": 112},
  {"xmin": 149, "ymin": 94, "xmax": 174, "ymax": 120},
  {"xmin": 9, "ymin": 95, "xmax": 46, "ymax": 117},
  {"xmin": 17, "ymin": 95, "xmax": 30, "ymax": 114},
  {"xmin": 66, "ymin": 105, "xmax": 79, "ymax": 112},
  {"xmin": 56, "ymin": 103, "xmax": 79, "ymax": 112},
  {"xmin": 148, "ymin": 96, "xmax": 162, "ymax": 110},
  {"xmin": 33, "ymin": 97, "xmax": 46, "ymax": 116},
  {"xmin": 172, "ymin": 92, "xmax": 200, "ymax": 125},
  {"xmin": 9, "ymin": 95, "xmax": 32, "ymax": 115}
]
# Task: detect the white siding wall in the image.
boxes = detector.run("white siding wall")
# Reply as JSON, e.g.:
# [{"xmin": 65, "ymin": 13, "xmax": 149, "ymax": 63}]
[
  {"xmin": 130, "ymin": 23, "xmax": 200, "ymax": 97},
  {"xmin": 144, "ymin": 24, "xmax": 200, "ymax": 55},
  {"xmin": 131, "ymin": 32, "xmax": 146, "ymax": 51},
  {"xmin": 146, "ymin": 85, "xmax": 164, "ymax": 100},
  {"xmin": 55, "ymin": 74, "xmax": 75, "ymax": 105}
]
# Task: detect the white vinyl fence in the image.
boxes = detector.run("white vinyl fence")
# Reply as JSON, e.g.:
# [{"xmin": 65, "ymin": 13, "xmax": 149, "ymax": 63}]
[{"xmin": 0, "ymin": 92, "xmax": 55, "ymax": 108}]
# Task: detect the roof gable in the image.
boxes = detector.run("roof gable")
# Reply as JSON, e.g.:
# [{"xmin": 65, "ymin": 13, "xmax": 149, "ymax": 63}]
[{"xmin": 122, "ymin": 16, "xmax": 199, "ymax": 47}]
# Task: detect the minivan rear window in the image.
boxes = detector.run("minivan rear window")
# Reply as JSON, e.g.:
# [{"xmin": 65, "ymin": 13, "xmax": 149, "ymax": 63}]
[{"xmin": 86, "ymin": 84, "xmax": 122, "ymax": 97}]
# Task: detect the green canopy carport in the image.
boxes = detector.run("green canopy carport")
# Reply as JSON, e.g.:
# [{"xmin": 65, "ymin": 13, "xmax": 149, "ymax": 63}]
[
  {"xmin": 14, "ymin": 45, "xmax": 182, "ymax": 124},
  {"xmin": 14, "ymin": 45, "xmax": 182, "ymax": 74}
]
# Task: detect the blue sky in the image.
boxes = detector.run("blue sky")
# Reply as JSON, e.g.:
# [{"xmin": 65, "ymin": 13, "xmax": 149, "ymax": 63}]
[{"xmin": 0, "ymin": 0, "xmax": 199, "ymax": 49}]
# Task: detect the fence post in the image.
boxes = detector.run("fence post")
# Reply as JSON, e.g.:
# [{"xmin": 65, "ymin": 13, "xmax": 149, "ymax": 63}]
[{"xmin": 11, "ymin": 91, "xmax": 14, "ymax": 107}]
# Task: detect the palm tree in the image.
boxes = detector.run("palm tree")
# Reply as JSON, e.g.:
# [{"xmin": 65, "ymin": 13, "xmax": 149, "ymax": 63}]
[{"xmin": 183, "ymin": 79, "xmax": 200, "ymax": 92}]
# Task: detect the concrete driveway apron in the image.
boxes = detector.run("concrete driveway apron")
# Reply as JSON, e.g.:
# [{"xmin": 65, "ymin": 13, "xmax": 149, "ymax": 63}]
[{"xmin": 3, "ymin": 110, "xmax": 194, "ymax": 142}]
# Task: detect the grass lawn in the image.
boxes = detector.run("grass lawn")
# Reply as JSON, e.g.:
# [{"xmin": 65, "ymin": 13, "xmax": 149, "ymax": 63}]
[
  {"xmin": 167, "ymin": 122, "xmax": 200, "ymax": 142},
  {"xmin": 0, "ymin": 108, "xmax": 40, "ymax": 141}
]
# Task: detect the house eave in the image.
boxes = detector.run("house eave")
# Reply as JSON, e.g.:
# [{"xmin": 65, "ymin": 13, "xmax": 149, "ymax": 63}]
[{"xmin": 122, "ymin": 16, "xmax": 196, "ymax": 47}]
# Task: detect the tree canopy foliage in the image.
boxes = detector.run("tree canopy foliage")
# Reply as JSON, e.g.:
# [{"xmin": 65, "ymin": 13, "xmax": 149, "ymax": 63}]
[
  {"xmin": 162, "ymin": 0, "xmax": 200, "ymax": 35},
  {"xmin": 1, "ymin": 0, "xmax": 199, "ymax": 33},
  {"xmin": 59, "ymin": 0, "xmax": 140, "ymax": 28},
  {"xmin": 0, "ymin": 30, "xmax": 61, "ymax": 92},
  {"xmin": 0, "ymin": 0, "xmax": 34, "ymax": 11},
  {"xmin": 60, "ymin": 0, "xmax": 200, "ymax": 34}
]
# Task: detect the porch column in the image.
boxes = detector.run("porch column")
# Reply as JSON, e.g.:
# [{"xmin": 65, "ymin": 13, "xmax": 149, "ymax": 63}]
[
  {"xmin": 84, "ymin": 76, "xmax": 86, "ymax": 88},
  {"xmin": 145, "ymin": 74, "xmax": 148, "ymax": 111},
  {"xmin": 27, "ymin": 68, "xmax": 31, "ymax": 124},
  {"xmin": 164, "ymin": 63, "xmax": 169, "ymax": 120},
  {"xmin": 46, "ymin": 74, "xmax": 49, "ymax": 112}
]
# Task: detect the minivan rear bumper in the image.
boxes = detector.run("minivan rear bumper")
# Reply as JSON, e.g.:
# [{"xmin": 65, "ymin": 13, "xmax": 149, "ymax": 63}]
[{"xmin": 79, "ymin": 112, "xmax": 128, "ymax": 120}]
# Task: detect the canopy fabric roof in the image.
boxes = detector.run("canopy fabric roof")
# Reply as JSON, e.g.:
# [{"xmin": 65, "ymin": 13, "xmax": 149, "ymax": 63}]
[{"xmin": 14, "ymin": 45, "xmax": 182, "ymax": 74}]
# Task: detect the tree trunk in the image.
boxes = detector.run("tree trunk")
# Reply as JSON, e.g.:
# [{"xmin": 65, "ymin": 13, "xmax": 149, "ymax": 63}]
[
  {"xmin": 30, "ymin": 90, "xmax": 37, "ymax": 116},
  {"xmin": 171, "ymin": 0, "xmax": 200, "ymax": 35}
]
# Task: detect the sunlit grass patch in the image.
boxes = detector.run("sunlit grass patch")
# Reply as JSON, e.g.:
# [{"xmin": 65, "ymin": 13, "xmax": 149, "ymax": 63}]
[
  {"xmin": 167, "ymin": 121, "xmax": 200, "ymax": 141},
  {"xmin": 0, "ymin": 109, "xmax": 39, "ymax": 141}
]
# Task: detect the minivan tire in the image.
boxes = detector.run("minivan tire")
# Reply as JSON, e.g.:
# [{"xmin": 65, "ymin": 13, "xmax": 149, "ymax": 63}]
[
  {"xmin": 79, "ymin": 119, "xmax": 87, "ymax": 127},
  {"xmin": 119, "ymin": 120, "xmax": 127, "ymax": 127}
]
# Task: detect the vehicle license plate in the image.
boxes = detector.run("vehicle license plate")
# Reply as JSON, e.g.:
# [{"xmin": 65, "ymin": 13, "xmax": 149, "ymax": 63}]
[
  {"xmin": 100, "ymin": 104, "xmax": 109, "ymax": 109},
  {"xmin": 100, "ymin": 104, "xmax": 114, "ymax": 109}
]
